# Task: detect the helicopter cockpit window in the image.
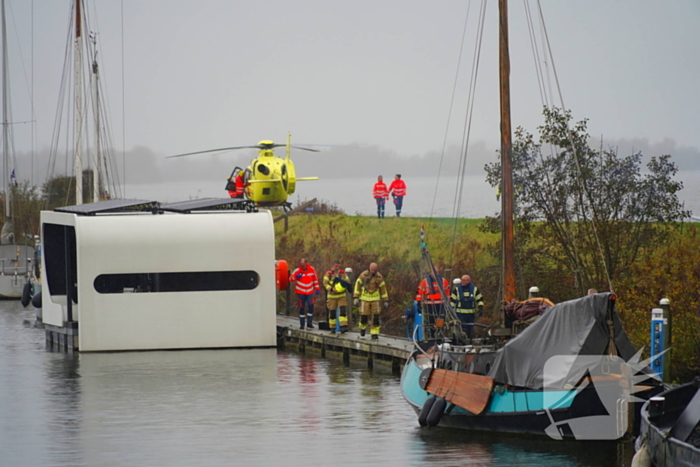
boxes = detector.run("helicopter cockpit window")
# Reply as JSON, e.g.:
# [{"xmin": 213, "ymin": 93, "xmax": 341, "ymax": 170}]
[
  {"xmin": 281, "ymin": 164, "xmax": 288, "ymax": 190},
  {"xmin": 256, "ymin": 163, "xmax": 270, "ymax": 176}
]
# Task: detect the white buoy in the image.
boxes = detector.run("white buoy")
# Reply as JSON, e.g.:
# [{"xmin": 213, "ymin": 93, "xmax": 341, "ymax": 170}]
[{"xmin": 631, "ymin": 442, "xmax": 651, "ymax": 467}]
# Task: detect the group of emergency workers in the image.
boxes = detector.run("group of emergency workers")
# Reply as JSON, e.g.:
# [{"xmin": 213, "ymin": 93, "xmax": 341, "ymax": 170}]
[
  {"xmin": 289, "ymin": 258, "xmax": 389, "ymax": 340},
  {"xmin": 416, "ymin": 270, "xmax": 484, "ymax": 339},
  {"xmin": 372, "ymin": 174, "xmax": 406, "ymax": 218},
  {"xmin": 288, "ymin": 256, "xmax": 486, "ymax": 341}
]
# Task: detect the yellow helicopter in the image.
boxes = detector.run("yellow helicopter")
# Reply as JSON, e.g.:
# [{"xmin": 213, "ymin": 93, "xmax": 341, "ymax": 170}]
[{"xmin": 168, "ymin": 133, "xmax": 319, "ymax": 209}]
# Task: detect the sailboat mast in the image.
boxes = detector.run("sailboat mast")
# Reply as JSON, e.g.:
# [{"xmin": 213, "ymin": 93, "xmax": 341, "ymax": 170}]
[
  {"xmin": 74, "ymin": 0, "xmax": 83, "ymax": 205},
  {"xmin": 1, "ymin": 0, "xmax": 9, "ymax": 221},
  {"xmin": 499, "ymin": 0, "xmax": 516, "ymax": 302},
  {"xmin": 91, "ymin": 41, "xmax": 99, "ymax": 203}
]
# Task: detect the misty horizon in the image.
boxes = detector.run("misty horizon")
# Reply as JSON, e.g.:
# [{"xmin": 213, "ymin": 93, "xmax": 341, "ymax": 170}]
[{"xmin": 9, "ymin": 136, "xmax": 700, "ymax": 191}]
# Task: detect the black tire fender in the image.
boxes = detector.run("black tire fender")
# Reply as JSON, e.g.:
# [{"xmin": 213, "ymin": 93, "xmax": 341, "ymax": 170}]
[
  {"xmin": 426, "ymin": 397, "xmax": 447, "ymax": 427},
  {"xmin": 418, "ymin": 395, "xmax": 435, "ymax": 427},
  {"xmin": 21, "ymin": 282, "xmax": 31, "ymax": 308},
  {"xmin": 31, "ymin": 291, "xmax": 42, "ymax": 309}
]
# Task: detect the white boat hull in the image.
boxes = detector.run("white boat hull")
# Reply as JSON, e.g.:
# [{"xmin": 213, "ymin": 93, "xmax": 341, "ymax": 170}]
[{"xmin": 0, "ymin": 274, "xmax": 30, "ymax": 299}]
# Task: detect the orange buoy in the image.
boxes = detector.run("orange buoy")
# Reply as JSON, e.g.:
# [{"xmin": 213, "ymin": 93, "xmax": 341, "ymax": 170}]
[{"xmin": 275, "ymin": 260, "xmax": 289, "ymax": 290}]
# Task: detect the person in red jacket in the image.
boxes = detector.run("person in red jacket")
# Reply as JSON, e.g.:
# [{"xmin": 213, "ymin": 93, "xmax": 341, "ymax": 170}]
[
  {"xmin": 227, "ymin": 171, "xmax": 247, "ymax": 199},
  {"xmin": 289, "ymin": 258, "xmax": 321, "ymax": 329},
  {"xmin": 373, "ymin": 175, "xmax": 389, "ymax": 219},
  {"xmin": 388, "ymin": 174, "xmax": 407, "ymax": 217},
  {"xmin": 416, "ymin": 268, "xmax": 450, "ymax": 338}
]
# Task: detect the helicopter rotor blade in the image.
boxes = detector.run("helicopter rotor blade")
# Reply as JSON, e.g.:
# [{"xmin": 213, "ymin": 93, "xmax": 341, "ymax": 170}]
[
  {"xmin": 269, "ymin": 144, "xmax": 320, "ymax": 152},
  {"xmin": 290, "ymin": 146, "xmax": 320, "ymax": 152},
  {"xmin": 166, "ymin": 146, "xmax": 259, "ymax": 158},
  {"xmin": 296, "ymin": 177, "xmax": 319, "ymax": 181}
]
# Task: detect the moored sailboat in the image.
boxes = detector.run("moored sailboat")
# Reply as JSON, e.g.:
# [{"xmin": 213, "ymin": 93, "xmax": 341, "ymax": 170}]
[
  {"xmin": 400, "ymin": 0, "xmax": 663, "ymax": 439},
  {"xmin": 0, "ymin": 0, "xmax": 34, "ymax": 299}
]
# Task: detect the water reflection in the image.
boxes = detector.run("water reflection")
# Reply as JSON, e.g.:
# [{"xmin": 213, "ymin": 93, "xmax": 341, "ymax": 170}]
[
  {"xmin": 0, "ymin": 302, "xmax": 631, "ymax": 466},
  {"xmin": 44, "ymin": 354, "xmax": 83, "ymax": 467},
  {"xmin": 410, "ymin": 427, "xmax": 633, "ymax": 467}
]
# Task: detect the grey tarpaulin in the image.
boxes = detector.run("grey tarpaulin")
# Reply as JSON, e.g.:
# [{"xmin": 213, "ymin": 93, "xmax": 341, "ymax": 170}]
[{"xmin": 487, "ymin": 292, "xmax": 639, "ymax": 390}]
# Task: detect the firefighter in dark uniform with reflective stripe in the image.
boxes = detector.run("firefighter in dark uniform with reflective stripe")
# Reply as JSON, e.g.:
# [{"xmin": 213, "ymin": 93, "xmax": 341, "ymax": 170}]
[
  {"xmin": 450, "ymin": 274, "xmax": 484, "ymax": 338},
  {"xmin": 353, "ymin": 262, "xmax": 389, "ymax": 340},
  {"xmin": 323, "ymin": 261, "xmax": 351, "ymax": 334}
]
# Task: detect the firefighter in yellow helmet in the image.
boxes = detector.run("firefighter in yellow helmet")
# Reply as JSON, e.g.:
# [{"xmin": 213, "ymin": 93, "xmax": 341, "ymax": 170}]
[
  {"xmin": 353, "ymin": 262, "xmax": 389, "ymax": 340},
  {"xmin": 323, "ymin": 260, "xmax": 351, "ymax": 334}
]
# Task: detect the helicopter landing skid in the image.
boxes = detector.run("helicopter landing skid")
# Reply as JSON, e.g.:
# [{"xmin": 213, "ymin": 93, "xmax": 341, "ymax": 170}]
[
  {"xmin": 281, "ymin": 202, "xmax": 293, "ymax": 213},
  {"xmin": 238, "ymin": 200, "xmax": 258, "ymax": 213}
]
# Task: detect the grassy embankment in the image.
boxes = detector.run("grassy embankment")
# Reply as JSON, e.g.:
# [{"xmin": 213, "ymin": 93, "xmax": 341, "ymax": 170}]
[
  {"xmin": 275, "ymin": 212, "xmax": 700, "ymax": 382},
  {"xmin": 275, "ymin": 214, "xmax": 496, "ymax": 333}
]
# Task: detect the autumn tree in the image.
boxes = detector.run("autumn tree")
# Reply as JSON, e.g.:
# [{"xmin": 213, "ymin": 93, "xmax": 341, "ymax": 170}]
[{"xmin": 484, "ymin": 107, "xmax": 689, "ymax": 297}]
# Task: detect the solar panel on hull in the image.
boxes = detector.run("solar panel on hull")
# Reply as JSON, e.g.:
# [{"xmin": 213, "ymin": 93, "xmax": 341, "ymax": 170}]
[
  {"xmin": 159, "ymin": 198, "xmax": 250, "ymax": 213},
  {"xmin": 54, "ymin": 199, "xmax": 160, "ymax": 215}
]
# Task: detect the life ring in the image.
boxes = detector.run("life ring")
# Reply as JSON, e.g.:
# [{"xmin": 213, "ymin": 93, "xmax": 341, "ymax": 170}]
[{"xmin": 276, "ymin": 260, "xmax": 289, "ymax": 291}]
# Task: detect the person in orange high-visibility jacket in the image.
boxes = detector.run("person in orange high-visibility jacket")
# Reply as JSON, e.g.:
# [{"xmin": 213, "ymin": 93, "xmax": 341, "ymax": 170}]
[
  {"xmin": 289, "ymin": 258, "xmax": 321, "ymax": 329},
  {"xmin": 353, "ymin": 262, "xmax": 389, "ymax": 340},
  {"xmin": 372, "ymin": 175, "xmax": 389, "ymax": 219},
  {"xmin": 388, "ymin": 174, "xmax": 407, "ymax": 217},
  {"xmin": 416, "ymin": 268, "xmax": 450, "ymax": 338},
  {"xmin": 227, "ymin": 171, "xmax": 246, "ymax": 199}
]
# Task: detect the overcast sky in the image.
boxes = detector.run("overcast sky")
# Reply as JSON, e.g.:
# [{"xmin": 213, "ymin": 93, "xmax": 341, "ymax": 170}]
[{"xmin": 4, "ymin": 0, "xmax": 700, "ymax": 181}]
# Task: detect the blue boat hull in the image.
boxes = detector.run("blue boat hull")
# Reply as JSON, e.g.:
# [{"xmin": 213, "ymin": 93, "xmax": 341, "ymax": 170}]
[{"xmin": 401, "ymin": 353, "xmax": 651, "ymax": 439}]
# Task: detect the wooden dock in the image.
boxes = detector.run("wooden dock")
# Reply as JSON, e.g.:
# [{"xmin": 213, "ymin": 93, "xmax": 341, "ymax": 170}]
[{"xmin": 276, "ymin": 314, "xmax": 413, "ymax": 374}]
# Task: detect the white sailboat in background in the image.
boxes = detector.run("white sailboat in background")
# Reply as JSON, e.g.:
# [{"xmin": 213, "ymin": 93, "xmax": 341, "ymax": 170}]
[
  {"xmin": 44, "ymin": 0, "xmax": 122, "ymax": 209},
  {"xmin": 0, "ymin": 0, "xmax": 34, "ymax": 299}
]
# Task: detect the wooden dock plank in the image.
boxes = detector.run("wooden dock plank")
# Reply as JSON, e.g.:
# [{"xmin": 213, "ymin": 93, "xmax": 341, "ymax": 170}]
[{"xmin": 276, "ymin": 314, "xmax": 413, "ymax": 371}]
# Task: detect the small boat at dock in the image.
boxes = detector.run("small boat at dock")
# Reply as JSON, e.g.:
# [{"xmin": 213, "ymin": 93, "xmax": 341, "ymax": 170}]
[{"xmin": 635, "ymin": 378, "xmax": 700, "ymax": 466}]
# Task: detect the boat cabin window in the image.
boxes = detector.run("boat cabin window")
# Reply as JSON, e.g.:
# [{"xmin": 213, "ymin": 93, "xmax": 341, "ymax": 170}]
[{"xmin": 93, "ymin": 270, "xmax": 260, "ymax": 294}]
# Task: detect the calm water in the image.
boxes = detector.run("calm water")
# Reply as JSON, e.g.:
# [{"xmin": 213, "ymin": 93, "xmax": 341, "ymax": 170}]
[
  {"xmin": 1, "ymin": 301, "xmax": 633, "ymax": 466},
  {"xmin": 124, "ymin": 172, "xmax": 700, "ymax": 218}
]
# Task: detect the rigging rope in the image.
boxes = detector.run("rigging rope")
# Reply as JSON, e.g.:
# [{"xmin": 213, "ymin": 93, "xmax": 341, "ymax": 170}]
[
  {"xmin": 449, "ymin": 0, "xmax": 487, "ymax": 231},
  {"xmin": 535, "ymin": 0, "xmax": 615, "ymax": 294},
  {"xmin": 121, "ymin": 0, "xmax": 126, "ymax": 197},
  {"xmin": 521, "ymin": 0, "xmax": 584, "ymax": 291},
  {"xmin": 44, "ymin": 5, "xmax": 74, "ymax": 208},
  {"xmin": 44, "ymin": 0, "xmax": 124, "ymax": 205},
  {"xmin": 429, "ymin": 0, "xmax": 473, "ymax": 222}
]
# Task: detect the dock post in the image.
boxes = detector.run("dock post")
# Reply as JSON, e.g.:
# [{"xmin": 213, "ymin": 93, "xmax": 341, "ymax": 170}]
[
  {"xmin": 286, "ymin": 286, "xmax": 291, "ymax": 316},
  {"xmin": 660, "ymin": 298, "xmax": 672, "ymax": 383},
  {"xmin": 392, "ymin": 357, "xmax": 401, "ymax": 375}
]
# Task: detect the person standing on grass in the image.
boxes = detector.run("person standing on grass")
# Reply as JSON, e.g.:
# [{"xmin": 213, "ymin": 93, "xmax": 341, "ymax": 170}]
[
  {"xmin": 373, "ymin": 176, "xmax": 389, "ymax": 219},
  {"xmin": 388, "ymin": 174, "xmax": 407, "ymax": 217}
]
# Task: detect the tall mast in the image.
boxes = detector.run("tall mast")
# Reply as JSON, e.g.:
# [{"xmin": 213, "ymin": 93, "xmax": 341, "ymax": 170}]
[
  {"xmin": 1, "ymin": 0, "xmax": 9, "ymax": 223},
  {"xmin": 499, "ymin": 0, "xmax": 516, "ymax": 302},
  {"xmin": 91, "ymin": 35, "xmax": 99, "ymax": 203},
  {"xmin": 74, "ymin": 0, "xmax": 83, "ymax": 205}
]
